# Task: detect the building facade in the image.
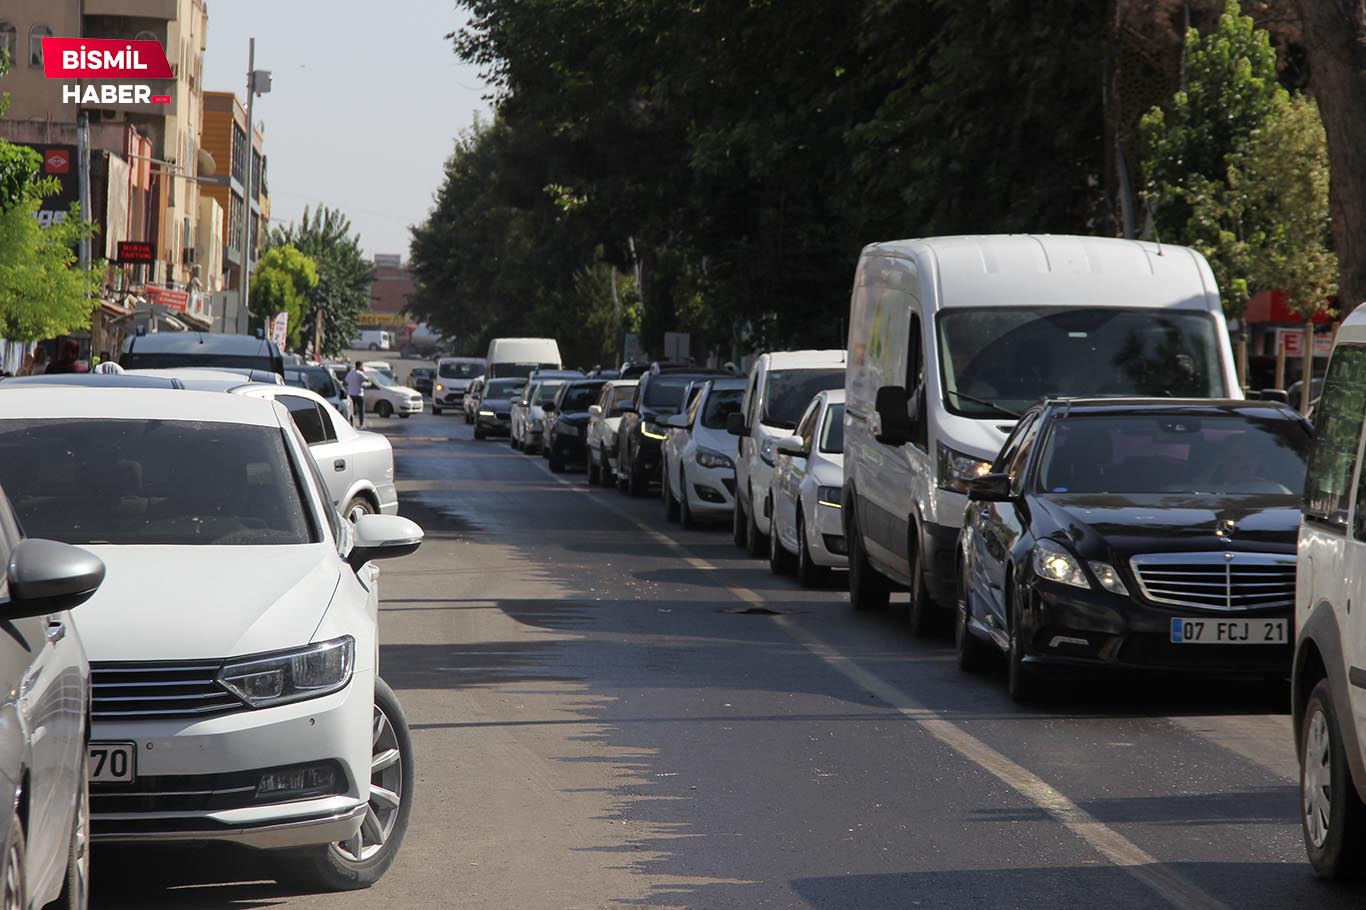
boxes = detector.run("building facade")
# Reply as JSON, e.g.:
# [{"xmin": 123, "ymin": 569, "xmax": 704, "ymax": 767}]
[{"xmin": 199, "ymin": 90, "xmax": 269, "ymax": 298}]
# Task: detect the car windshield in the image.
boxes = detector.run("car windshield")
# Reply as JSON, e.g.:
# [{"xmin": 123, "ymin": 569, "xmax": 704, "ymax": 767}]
[
  {"xmin": 560, "ymin": 383, "xmax": 604, "ymax": 411},
  {"xmin": 643, "ymin": 376, "xmax": 696, "ymax": 410},
  {"xmin": 288, "ymin": 368, "xmax": 338, "ymax": 398},
  {"xmin": 439, "ymin": 361, "xmax": 483, "ymax": 379},
  {"xmin": 762, "ymin": 369, "xmax": 846, "ymax": 429},
  {"xmin": 610, "ymin": 386, "xmax": 637, "ymax": 413},
  {"xmin": 820, "ymin": 403, "xmax": 846, "ymax": 453},
  {"xmin": 937, "ymin": 308, "xmax": 1226, "ymax": 418},
  {"xmin": 484, "ymin": 379, "xmax": 524, "ymax": 399},
  {"xmin": 702, "ymin": 388, "xmax": 744, "ymax": 429},
  {"xmin": 1036, "ymin": 413, "xmax": 1309, "ymax": 496},
  {"xmin": 537, "ymin": 382, "xmax": 563, "ymax": 404},
  {"xmin": 0, "ymin": 418, "xmax": 316, "ymax": 545},
  {"xmin": 370, "ymin": 371, "xmax": 401, "ymax": 389}
]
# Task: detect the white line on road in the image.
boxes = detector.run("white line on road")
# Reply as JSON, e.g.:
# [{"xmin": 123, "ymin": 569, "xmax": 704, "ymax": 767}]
[{"xmin": 533, "ymin": 460, "xmax": 1230, "ymax": 910}]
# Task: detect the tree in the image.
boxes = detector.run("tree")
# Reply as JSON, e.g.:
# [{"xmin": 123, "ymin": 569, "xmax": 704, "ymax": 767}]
[
  {"xmin": 249, "ymin": 245, "xmax": 318, "ymax": 349},
  {"xmin": 1293, "ymin": 0, "xmax": 1366, "ymax": 315},
  {"xmin": 270, "ymin": 207, "xmax": 371, "ymax": 357}
]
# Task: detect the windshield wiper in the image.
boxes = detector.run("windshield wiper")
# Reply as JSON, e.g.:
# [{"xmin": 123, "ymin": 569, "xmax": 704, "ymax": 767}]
[{"xmin": 945, "ymin": 390, "xmax": 1022, "ymax": 419}]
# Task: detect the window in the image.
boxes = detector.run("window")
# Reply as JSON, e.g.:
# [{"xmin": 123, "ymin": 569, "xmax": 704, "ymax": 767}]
[
  {"xmin": 701, "ymin": 388, "xmax": 743, "ymax": 430},
  {"xmin": 908, "ymin": 311, "xmax": 928, "ymax": 449},
  {"xmin": 0, "ymin": 24, "xmax": 16, "ymax": 67},
  {"xmin": 796, "ymin": 398, "xmax": 821, "ymax": 450},
  {"xmin": 610, "ymin": 384, "xmax": 637, "ymax": 416},
  {"xmin": 29, "ymin": 25, "xmax": 51, "ymax": 68},
  {"xmin": 280, "ymin": 396, "xmax": 334, "ymax": 446},
  {"xmin": 992, "ymin": 412, "xmax": 1037, "ymax": 474},
  {"xmin": 761, "ymin": 368, "xmax": 846, "ymax": 430},
  {"xmin": 820, "ymin": 403, "xmax": 846, "ymax": 454},
  {"xmin": 1307, "ymin": 345, "xmax": 1366, "ymax": 529}
]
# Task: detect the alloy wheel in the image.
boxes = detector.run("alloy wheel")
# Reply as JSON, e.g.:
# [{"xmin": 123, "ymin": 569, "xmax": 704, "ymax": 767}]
[
  {"xmin": 332, "ymin": 702, "xmax": 405, "ymax": 864},
  {"xmin": 1305, "ymin": 707, "xmax": 1333, "ymax": 849}
]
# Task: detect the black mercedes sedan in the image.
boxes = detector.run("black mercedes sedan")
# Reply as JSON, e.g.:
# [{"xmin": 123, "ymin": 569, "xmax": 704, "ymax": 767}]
[
  {"xmin": 545, "ymin": 378, "xmax": 607, "ymax": 472},
  {"xmin": 956, "ymin": 398, "xmax": 1311, "ymax": 701}
]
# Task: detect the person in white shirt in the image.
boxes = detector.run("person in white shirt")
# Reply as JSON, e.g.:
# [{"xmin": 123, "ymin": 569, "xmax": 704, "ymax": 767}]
[{"xmin": 344, "ymin": 361, "xmax": 367, "ymax": 427}]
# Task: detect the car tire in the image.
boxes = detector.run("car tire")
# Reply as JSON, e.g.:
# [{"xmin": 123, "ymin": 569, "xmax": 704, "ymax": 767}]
[
  {"xmin": 344, "ymin": 496, "xmax": 376, "ymax": 525},
  {"xmin": 375, "ymin": 400, "xmax": 394, "ymax": 419},
  {"xmin": 732, "ymin": 494, "xmax": 748, "ymax": 548},
  {"xmin": 270, "ymin": 677, "xmax": 414, "ymax": 892},
  {"xmin": 744, "ymin": 489, "xmax": 768, "ymax": 557},
  {"xmin": 0, "ymin": 805, "xmax": 26, "ymax": 910},
  {"xmin": 664, "ymin": 470, "xmax": 680, "ymax": 522},
  {"xmin": 769, "ymin": 512, "xmax": 795, "ymax": 575},
  {"xmin": 679, "ymin": 469, "xmax": 696, "ymax": 530},
  {"xmin": 399, "ymin": 413, "xmax": 411, "ymax": 419},
  {"xmin": 794, "ymin": 509, "xmax": 829, "ymax": 588},
  {"xmin": 906, "ymin": 530, "xmax": 942, "ymax": 637},
  {"xmin": 548, "ymin": 452, "xmax": 566, "ymax": 473},
  {"xmin": 1007, "ymin": 580, "xmax": 1041, "ymax": 703},
  {"xmin": 432, "ymin": 405, "xmax": 442, "ymax": 416},
  {"xmin": 587, "ymin": 454, "xmax": 600, "ymax": 486},
  {"xmin": 848, "ymin": 508, "xmax": 890, "ymax": 612},
  {"xmin": 51, "ymin": 776, "xmax": 89, "ymax": 910},
  {"xmin": 473, "ymin": 425, "xmax": 485, "ymax": 440},
  {"xmin": 955, "ymin": 555, "xmax": 991, "ymax": 673},
  {"xmin": 1302, "ymin": 678, "xmax": 1366, "ymax": 878},
  {"xmin": 627, "ymin": 458, "xmax": 648, "ymax": 497}
]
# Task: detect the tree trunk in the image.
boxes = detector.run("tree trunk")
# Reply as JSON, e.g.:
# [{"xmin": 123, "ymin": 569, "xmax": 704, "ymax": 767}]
[{"xmin": 1296, "ymin": 0, "xmax": 1366, "ymax": 315}]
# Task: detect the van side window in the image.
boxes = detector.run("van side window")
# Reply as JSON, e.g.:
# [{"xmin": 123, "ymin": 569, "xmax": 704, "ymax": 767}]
[
  {"xmin": 1305, "ymin": 345, "xmax": 1366, "ymax": 529},
  {"xmin": 908, "ymin": 312, "xmax": 928, "ymax": 449}
]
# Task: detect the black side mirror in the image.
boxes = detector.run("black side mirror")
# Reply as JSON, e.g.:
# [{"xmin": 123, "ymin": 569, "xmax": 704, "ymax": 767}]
[
  {"xmin": 5, "ymin": 539, "xmax": 105, "ymax": 618},
  {"xmin": 872, "ymin": 385, "xmax": 913, "ymax": 446},
  {"xmin": 726, "ymin": 412, "xmax": 748, "ymax": 437},
  {"xmin": 968, "ymin": 473, "xmax": 1014, "ymax": 503},
  {"xmin": 1255, "ymin": 388, "xmax": 1291, "ymax": 405}
]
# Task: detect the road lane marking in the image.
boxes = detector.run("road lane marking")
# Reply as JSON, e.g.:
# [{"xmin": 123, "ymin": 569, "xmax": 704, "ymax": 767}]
[{"xmin": 532, "ymin": 462, "xmax": 1230, "ymax": 910}]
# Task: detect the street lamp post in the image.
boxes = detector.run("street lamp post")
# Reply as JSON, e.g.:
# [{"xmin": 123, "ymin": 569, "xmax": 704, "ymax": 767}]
[{"xmin": 239, "ymin": 37, "xmax": 271, "ymax": 327}]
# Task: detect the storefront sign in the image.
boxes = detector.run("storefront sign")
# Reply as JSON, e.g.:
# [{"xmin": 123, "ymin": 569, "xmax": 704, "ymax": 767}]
[
  {"xmin": 116, "ymin": 241, "xmax": 155, "ymax": 263},
  {"xmin": 144, "ymin": 286, "xmax": 189, "ymax": 313}
]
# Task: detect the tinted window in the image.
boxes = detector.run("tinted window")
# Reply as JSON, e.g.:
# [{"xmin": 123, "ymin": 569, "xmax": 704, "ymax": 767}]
[
  {"xmin": 287, "ymin": 367, "xmax": 339, "ymax": 398},
  {"xmin": 537, "ymin": 382, "xmax": 564, "ymax": 405},
  {"xmin": 280, "ymin": 396, "xmax": 335, "ymax": 445},
  {"xmin": 610, "ymin": 385, "xmax": 637, "ymax": 414},
  {"xmin": 1038, "ymin": 413, "xmax": 1309, "ymax": 496},
  {"xmin": 1306, "ymin": 345, "xmax": 1366, "ymax": 528},
  {"xmin": 937, "ymin": 308, "xmax": 1227, "ymax": 417},
  {"xmin": 762, "ymin": 369, "xmax": 846, "ymax": 429},
  {"xmin": 439, "ymin": 361, "xmax": 484, "ymax": 379},
  {"xmin": 820, "ymin": 403, "xmax": 846, "ymax": 454},
  {"xmin": 702, "ymin": 388, "xmax": 744, "ymax": 429},
  {"xmin": 643, "ymin": 376, "xmax": 694, "ymax": 409},
  {"xmin": 560, "ymin": 382, "xmax": 605, "ymax": 411},
  {"xmin": 0, "ymin": 419, "xmax": 315, "ymax": 545},
  {"xmin": 483, "ymin": 379, "xmax": 524, "ymax": 399}
]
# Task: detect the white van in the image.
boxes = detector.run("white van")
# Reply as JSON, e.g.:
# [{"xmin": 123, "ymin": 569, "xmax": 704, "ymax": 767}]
[
  {"xmin": 843, "ymin": 234, "xmax": 1240, "ymax": 631},
  {"xmin": 726, "ymin": 350, "xmax": 847, "ymax": 555},
  {"xmin": 355, "ymin": 330, "xmax": 392, "ymax": 351},
  {"xmin": 486, "ymin": 338, "xmax": 563, "ymax": 379},
  {"xmin": 1294, "ymin": 303, "xmax": 1366, "ymax": 878}
]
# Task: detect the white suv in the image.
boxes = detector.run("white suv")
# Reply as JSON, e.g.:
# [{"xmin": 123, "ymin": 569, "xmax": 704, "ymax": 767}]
[{"xmin": 1295, "ymin": 305, "xmax": 1366, "ymax": 878}]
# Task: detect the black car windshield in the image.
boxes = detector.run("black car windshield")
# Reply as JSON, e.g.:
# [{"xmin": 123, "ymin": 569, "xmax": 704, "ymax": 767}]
[
  {"xmin": 287, "ymin": 368, "xmax": 338, "ymax": 398},
  {"xmin": 0, "ymin": 419, "xmax": 316, "ymax": 545},
  {"xmin": 1037, "ymin": 413, "xmax": 1309, "ymax": 496},
  {"xmin": 643, "ymin": 376, "xmax": 695, "ymax": 410},
  {"xmin": 702, "ymin": 388, "xmax": 744, "ymax": 429},
  {"xmin": 484, "ymin": 379, "xmax": 524, "ymax": 399},
  {"xmin": 763, "ymin": 369, "xmax": 846, "ymax": 429},
  {"xmin": 439, "ymin": 361, "xmax": 483, "ymax": 379},
  {"xmin": 820, "ymin": 403, "xmax": 846, "ymax": 454},
  {"xmin": 560, "ymin": 383, "xmax": 605, "ymax": 411},
  {"xmin": 937, "ymin": 308, "xmax": 1227, "ymax": 417}
]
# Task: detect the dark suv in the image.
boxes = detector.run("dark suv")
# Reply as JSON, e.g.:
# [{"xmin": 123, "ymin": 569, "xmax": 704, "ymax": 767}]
[{"xmin": 616, "ymin": 366, "xmax": 731, "ymax": 496}]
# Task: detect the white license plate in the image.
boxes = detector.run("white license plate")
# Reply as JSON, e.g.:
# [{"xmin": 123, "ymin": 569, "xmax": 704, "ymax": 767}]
[
  {"xmin": 1170, "ymin": 618, "xmax": 1288, "ymax": 644},
  {"xmin": 88, "ymin": 742, "xmax": 136, "ymax": 783}
]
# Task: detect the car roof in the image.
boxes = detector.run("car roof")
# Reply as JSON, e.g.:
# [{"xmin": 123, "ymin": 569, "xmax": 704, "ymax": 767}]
[
  {"xmin": 0, "ymin": 373, "xmax": 183, "ymax": 389},
  {"xmin": 0, "ymin": 387, "xmax": 286, "ymax": 425},
  {"xmin": 1038, "ymin": 397, "xmax": 1304, "ymax": 420},
  {"xmin": 122, "ymin": 332, "xmax": 281, "ymax": 355},
  {"xmin": 604, "ymin": 379, "xmax": 639, "ymax": 388},
  {"xmin": 127, "ymin": 366, "xmax": 283, "ymax": 384},
  {"xmin": 760, "ymin": 349, "xmax": 847, "ymax": 369}
]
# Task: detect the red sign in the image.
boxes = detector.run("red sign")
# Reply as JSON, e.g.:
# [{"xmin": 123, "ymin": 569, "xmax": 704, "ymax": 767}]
[
  {"xmin": 144, "ymin": 287, "xmax": 189, "ymax": 313},
  {"xmin": 41, "ymin": 38, "xmax": 173, "ymax": 80},
  {"xmin": 43, "ymin": 149, "xmax": 69, "ymax": 175},
  {"xmin": 116, "ymin": 241, "xmax": 154, "ymax": 263}
]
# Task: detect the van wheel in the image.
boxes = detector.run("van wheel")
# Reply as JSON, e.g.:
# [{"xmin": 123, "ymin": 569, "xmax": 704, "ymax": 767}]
[
  {"xmin": 744, "ymin": 489, "xmax": 768, "ymax": 557},
  {"xmin": 431, "ymin": 405, "xmax": 442, "ymax": 416},
  {"xmin": 368, "ymin": 343, "xmax": 380, "ymax": 351},
  {"xmin": 848, "ymin": 510, "xmax": 890, "ymax": 611},
  {"xmin": 1302, "ymin": 678, "xmax": 1366, "ymax": 878},
  {"xmin": 906, "ymin": 531, "xmax": 942, "ymax": 637}
]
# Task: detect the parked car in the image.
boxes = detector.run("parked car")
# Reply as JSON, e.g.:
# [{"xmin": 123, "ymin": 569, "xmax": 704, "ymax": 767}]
[
  {"xmin": 120, "ymin": 331, "xmax": 286, "ymax": 377},
  {"xmin": 728, "ymin": 350, "xmax": 846, "ymax": 557},
  {"xmin": 0, "ymin": 483, "xmax": 103, "ymax": 910},
  {"xmin": 353, "ymin": 329, "xmax": 393, "ymax": 351},
  {"xmin": 474, "ymin": 378, "xmax": 525, "ymax": 439},
  {"xmin": 544, "ymin": 379, "xmax": 607, "ymax": 473},
  {"xmin": 660, "ymin": 377, "xmax": 745, "ymax": 528},
  {"xmin": 408, "ymin": 367, "xmax": 434, "ymax": 397},
  {"xmin": 844, "ymin": 234, "xmax": 1243, "ymax": 634},
  {"xmin": 587, "ymin": 380, "xmax": 639, "ymax": 486},
  {"xmin": 365, "ymin": 371, "xmax": 423, "ymax": 419},
  {"xmin": 485, "ymin": 338, "xmax": 562, "ymax": 379},
  {"xmin": 431, "ymin": 357, "xmax": 486, "ymax": 415},
  {"xmin": 957, "ymin": 398, "xmax": 1308, "ymax": 702},
  {"xmin": 463, "ymin": 376, "xmax": 485, "ymax": 424},
  {"xmin": 512, "ymin": 380, "xmax": 566, "ymax": 453},
  {"xmin": 1293, "ymin": 306, "xmax": 1366, "ymax": 878},
  {"xmin": 767, "ymin": 389, "xmax": 847, "ymax": 585},
  {"xmin": 361, "ymin": 361, "xmax": 397, "ymax": 383},
  {"xmin": 286, "ymin": 364, "xmax": 353, "ymax": 422},
  {"xmin": 0, "ymin": 388, "xmax": 424, "ymax": 890},
  {"xmin": 617, "ymin": 366, "xmax": 730, "ymax": 496}
]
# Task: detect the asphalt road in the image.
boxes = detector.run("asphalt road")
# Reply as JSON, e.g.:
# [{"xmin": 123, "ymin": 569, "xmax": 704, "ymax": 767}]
[{"xmin": 92, "ymin": 406, "xmax": 1366, "ymax": 909}]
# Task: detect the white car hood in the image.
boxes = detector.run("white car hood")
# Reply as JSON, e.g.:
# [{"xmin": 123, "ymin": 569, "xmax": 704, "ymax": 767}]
[
  {"xmin": 376, "ymin": 384, "xmax": 421, "ymax": 399},
  {"xmin": 76, "ymin": 544, "xmax": 340, "ymax": 661}
]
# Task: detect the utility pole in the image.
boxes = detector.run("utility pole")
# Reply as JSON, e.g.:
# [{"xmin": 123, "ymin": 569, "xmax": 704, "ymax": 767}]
[
  {"xmin": 79, "ymin": 111, "xmax": 95, "ymax": 360},
  {"xmin": 240, "ymin": 38, "xmax": 271, "ymax": 328}
]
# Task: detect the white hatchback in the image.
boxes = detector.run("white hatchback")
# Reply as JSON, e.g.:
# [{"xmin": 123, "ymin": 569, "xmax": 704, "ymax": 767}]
[
  {"xmin": 767, "ymin": 389, "xmax": 848, "ymax": 586},
  {"xmin": 586, "ymin": 379, "xmax": 639, "ymax": 485},
  {"xmin": 660, "ymin": 377, "xmax": 746, "ymax": 527},
  {"xmin": 0, "ymin": 388, "xmax": 424, "ymax": 891}
]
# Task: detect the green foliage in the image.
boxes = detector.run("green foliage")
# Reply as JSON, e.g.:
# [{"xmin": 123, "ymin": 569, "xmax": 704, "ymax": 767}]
[
  {"xmin": 270, "ymin": 207, "xmax": 371, "ymax": 357},
  {"xmin": 250, "ymin": 245, "xmax": 319, "ymax": 349},
  {"xmin": 0, "ymin": 199, "xmax": 101, "ymax": 341}
]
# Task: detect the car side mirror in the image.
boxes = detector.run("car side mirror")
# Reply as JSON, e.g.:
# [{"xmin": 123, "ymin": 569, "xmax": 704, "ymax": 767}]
[
  {"xmin": 348, "ymin": 514, "xmax": 424, "ymax": 572},
  {"xmin": 4, "ymin": 539, "xmax": 105, "ymax": 618},
  {"xmin": 588, "ymin": 404, "xmax": 602, "ymax": 417},
  {"xmin": 967, "ymin": 473, "xmax": 1014, "ymax": 503},
  {"xmin": 775, "ymin": 435, "xmax": 808, "ymax": 458},
  {"xmin": 871, "ymin": 385, "xmax": 913, "ymax": 446},
  {"xmin": 1254, "ymin": 388, "xmax": 1290, "ymax": 405},
  {"xmin": 726, "ymin": 412, "xmax": 748, "ymax": 437}
]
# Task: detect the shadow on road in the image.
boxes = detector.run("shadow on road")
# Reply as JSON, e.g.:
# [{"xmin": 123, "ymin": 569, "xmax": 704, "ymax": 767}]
[{"xmin": 92, "ymin": 845, "xmax": 310, "ymax": 909}]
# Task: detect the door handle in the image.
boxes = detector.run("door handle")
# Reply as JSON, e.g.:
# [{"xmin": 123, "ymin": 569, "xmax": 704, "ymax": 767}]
[
  {"xmin": 334, "ymin": 459, "xmax": 346, "ymax": 472},
  {"xmin": 46, "ymin": 620, "xmax": 65, "ymax": 644}
]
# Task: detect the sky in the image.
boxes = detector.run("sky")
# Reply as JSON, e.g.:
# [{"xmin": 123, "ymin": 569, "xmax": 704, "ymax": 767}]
[{"xmin": 201, "ymin": 1, "xmax": 494, "ymax": 260}]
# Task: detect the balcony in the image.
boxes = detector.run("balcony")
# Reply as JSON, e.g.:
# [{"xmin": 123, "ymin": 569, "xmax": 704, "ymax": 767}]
[{"xmin": 82, "ymin": 0, "xmax": 177, "ymax": 19}]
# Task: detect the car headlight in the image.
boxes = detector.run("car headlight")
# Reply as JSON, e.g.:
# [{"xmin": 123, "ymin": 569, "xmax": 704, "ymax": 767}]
[
  {"xmin": 435, "ymin": 383, "xmax": 445, "ymax": 392},
  {"xmin": 695, "ymin": 448, "xmax": 734, "ymax": 470},
  {"xmin": 218, "ymin": 636, "xmax": 355, "ymax": 708},
  {"xmin": 817, "ymin": 485, "xmax": 843, "ymax": 508},
  {"xmin": 937, "ymin": 441, "xmax": 992, "ymax": 493},
  {"xmin": 1088, "ymin": 561, "xmax": 1129, "ymax": 595},
  {"xmin": 760, "ymin": 437, "xmax": 777, "ymax": 466},
  {"xmin": 641, "ymin": 422, "xmax": 668, "ymax": 441},
  {"xmin": 479, "ymin": 409, "xmax": 495, "ymax": 417},
  {"xmin": 1032, "ymin": 540, "xmax": 1089, "ymax": 589}
]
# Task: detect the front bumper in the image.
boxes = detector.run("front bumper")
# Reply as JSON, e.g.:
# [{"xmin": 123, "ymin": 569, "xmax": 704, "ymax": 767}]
[
  {"xmin": 632, "ymin": 435, "xmax": 663, "ymax": 479},
  {"xmin": 551, "ymin": 431, "xmax": 588, "ymax": 462},
  {"xmin": 682, "ymin": 459, "xmax": 735, "ymax": 514},
  {"xmin": 437, "ymin": 390, "xmax": 465, "ymax": 407},
  {"xmin": 477, "ymin": 413, "xmax": 511, "ymax": 435},
  {"xmin": 808, "ymin": 500, "xmax": 848, "ymax": 568},
  {"xmin": 396, "ymin": 398, "xmax": 423, "ymax": 415},
  {"xmin": 91, "ymin": 671, "xmax": 372, "ymax": 848}
]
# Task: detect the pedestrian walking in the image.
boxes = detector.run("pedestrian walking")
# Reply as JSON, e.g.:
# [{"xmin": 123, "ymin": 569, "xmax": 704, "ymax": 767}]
[{"xmin": 345, "ymin": 361, "xmax": 367, "ymax": 427}]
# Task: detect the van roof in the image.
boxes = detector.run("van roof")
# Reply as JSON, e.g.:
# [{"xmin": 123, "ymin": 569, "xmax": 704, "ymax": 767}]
[
  {"xmin": 761, "ymin": 349, "xmax": 846, "ymax": 369},
  {"xmin": 863, "ymin": 234, "xmax": 1218, "ymax": 312},
  {"xmin": 1339, "ymin": 304, "xmax": 1366, "ymax": 336}
]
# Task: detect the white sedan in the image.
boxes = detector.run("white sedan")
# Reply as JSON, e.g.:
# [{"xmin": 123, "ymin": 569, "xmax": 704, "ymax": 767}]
[
  {"xmin": 586, "ymin": 379, "xmax": 638, "ymax": 485},
  {"xmin": 0, "ymin": 388, "xmax": 424, "ymax": 891},
  {"xmin": 767, "ymin": 389, "xmax": 848, "ymax": 586},
  {"xmin": 659, "ymin": 377, "xmax": 745, "ymax": 527},
  {"xmin": 364, "ymin": 371, "xmax": 423, "ymax": 420}
]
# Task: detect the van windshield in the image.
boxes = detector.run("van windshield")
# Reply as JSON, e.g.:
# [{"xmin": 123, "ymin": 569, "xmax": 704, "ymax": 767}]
[
  {"xmin": 936, "ymin": 308, "xmax": 1226, "ymax": 418},
  {"xmin": 439, "ymin": 361, "xmax": 483, "ymax": 379}
]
